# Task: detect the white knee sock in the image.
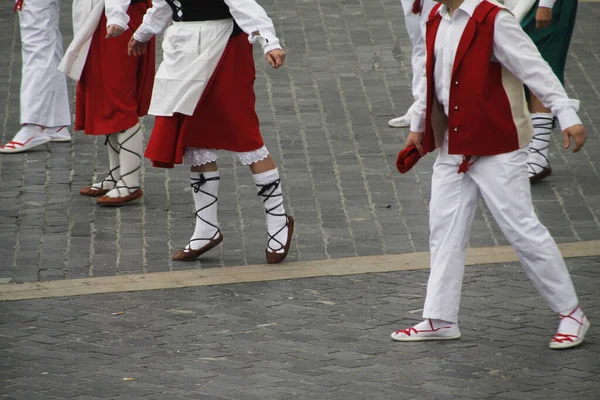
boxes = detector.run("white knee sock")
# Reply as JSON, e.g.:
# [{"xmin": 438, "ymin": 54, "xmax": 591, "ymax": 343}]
[
  {"xmin": 527, "ymin": 113, "xmax": 554, "ymax": 177},
  {"xmin": 188, "ymin": 171, "xmax": 220, "ymax": 250},
  {"xmin": 92, "ymin": 134, "xmax": 120, "ymax": 191},
  {"xmin": 106, "ymin": 124, "xmax": 143, "ymax": 198},
  {"xmin": 253, "ymin": 169, "xmax": 288, "ymax": 254}
]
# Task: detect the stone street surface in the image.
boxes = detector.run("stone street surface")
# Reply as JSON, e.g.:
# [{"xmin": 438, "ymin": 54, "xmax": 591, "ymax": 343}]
[{"xmin": 1, "ymin": 0, "xmax": 600, "ymax": 399}]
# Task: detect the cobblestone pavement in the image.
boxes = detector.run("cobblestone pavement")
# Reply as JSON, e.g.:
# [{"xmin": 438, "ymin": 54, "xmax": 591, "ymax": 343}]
[
  {"xmin": 0, "ymin": 0, "xmax": 600, "ymax": 282},
  {"xmin": 0, "ymin": 1, "xmax": 599, "ymax": 282},
  {"xmin": 1, "ymin": 257, "xmax": 599, "ymax": 400}
]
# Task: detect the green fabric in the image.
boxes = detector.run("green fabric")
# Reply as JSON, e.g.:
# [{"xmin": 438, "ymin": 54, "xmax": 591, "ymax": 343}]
[{"xmin": 521, "ymin": 0, "xmax": 578, "ymax": 84}]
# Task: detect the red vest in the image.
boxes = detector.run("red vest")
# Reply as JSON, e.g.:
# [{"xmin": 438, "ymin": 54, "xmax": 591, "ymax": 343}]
[{"xmin": 423, "ymin": 1, "xmax": 522, "ymax": 157}]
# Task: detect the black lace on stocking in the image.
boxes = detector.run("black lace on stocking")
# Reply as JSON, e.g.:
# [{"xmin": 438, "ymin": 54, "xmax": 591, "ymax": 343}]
[
  {"xmin": 186, "ymin": 173, "xmax": 221, "ymax": 250},
  {"xmin": 100, "ymin": 134, "xmax": 120, "ymax": 188},
  {"xmin": 114, "ymin": 126, "xmax": 142, "ymax": 195},
  {"xmin": 527, "ymin": 116, "xmax": 554, "ymax": 175},
  {"xmin": 257, "ymin": 179, "xmax": 287, "ymax": 253}
]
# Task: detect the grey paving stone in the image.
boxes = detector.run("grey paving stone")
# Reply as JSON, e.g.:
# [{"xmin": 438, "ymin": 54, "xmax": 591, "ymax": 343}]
[{"xmin": 1, "ymin": 1, "xmax": 599, "ymax": 281}]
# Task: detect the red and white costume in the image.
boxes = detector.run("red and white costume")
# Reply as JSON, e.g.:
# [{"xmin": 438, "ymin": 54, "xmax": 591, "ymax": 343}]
[
  {"xmin": 60, "ymin": 0, "xmax": 156, "ymax": 205},
  {"xmin": 131, "ymin": 0, "xmax": 294, "ymax": 263},
  {"xmin": 133, "ymin": 0, "xmax": 281, "ymax": 169},
  {"xmin": 392, "ymin": 0, "xmax": 589, "ymax": 349},
  {"xmin": 1, "ymin": 0, "xmax": 72, "ymax": 154}
]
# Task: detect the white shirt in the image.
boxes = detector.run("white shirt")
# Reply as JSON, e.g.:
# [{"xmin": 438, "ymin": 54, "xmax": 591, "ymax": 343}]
[
  {"xmin": 131, "ymin": 0, "xmax": 282, "ymax": 54},
  {"xmin": 410, "ymin": 0, "xmax": 580, "ymax": 133}
]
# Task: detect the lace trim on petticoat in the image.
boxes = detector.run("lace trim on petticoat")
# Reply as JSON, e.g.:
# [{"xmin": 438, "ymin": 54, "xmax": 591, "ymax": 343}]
[
  {"xmin": 184, "ymin": 146, "xmax": 270, "ymax": 167},
  {"xmin": 184, "ymin": 148, "xmax": 219, "ymax": 167},
  {"xmin": 235, "ymin": 146, "xmax": 269, "ymax": 165}
]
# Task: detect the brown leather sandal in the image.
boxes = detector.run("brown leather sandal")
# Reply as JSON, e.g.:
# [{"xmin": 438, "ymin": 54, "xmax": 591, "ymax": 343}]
[
  {"xmin": 266, "ymin": 215, "xmax": 294, "ymax": 264},
  {"xmin": 172, "ymin": 231, "xmax": 223, "ymax": 261},
  {"xmin": 80, "ymin": 187, "xmax": 109, "ymax": 197},
  {"xmin": 96, "ymin": 189, "xmax": 144, "ymax": 206}
]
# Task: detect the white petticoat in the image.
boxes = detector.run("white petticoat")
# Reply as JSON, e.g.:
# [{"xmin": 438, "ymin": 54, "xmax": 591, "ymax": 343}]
[{"xmin": 184, "ymin": 145, "xmax": 270, "ymax": 167}]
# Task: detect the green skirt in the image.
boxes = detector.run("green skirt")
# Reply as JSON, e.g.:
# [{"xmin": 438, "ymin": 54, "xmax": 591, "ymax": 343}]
[{"xmin": 522, "ymin": 0, "xmax": 578, "ymax": 84}]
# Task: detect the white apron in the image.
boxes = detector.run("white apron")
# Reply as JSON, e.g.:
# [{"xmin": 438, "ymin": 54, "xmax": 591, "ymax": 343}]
[
  {"xmin": 58, "ymin": 0, "xmax": 104, "ymax": 81},
  {"xmin": 149, "ymin": 19, "xmax": 233, "ymax": 117}
]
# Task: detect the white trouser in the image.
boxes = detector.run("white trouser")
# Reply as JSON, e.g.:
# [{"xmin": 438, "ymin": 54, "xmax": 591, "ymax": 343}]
[
  {"xmin": 18, "ymin": 0, "xmax": 71, "ymax": 127},
  {"xmin": 423, "ymin": 140, "xmax": 579, "ymax": 323},
  {"xmin": 400, "ymin": 0, "xmax": 435, "ymax": 112}
]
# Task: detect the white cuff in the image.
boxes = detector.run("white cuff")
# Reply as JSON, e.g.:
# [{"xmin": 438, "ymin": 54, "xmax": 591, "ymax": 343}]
[
  {"xmin": 106, "ymin": 15, "xmax": 130, "ymax": 31},
  {"xmin": 556, "ymin": 108, "xmax": 582, "ymax": 131},
  {"xmin": 249, "ymin": 34, "xmax": 281, "ymax": 54},
  {"xmin": 133, "ymin": 28, "xmax": 153, "ymax": 43},
  {"xmin": 410, "ymin": 114, "xmax": 426, "ymax": 133},
  {"xmin": 538, "ymin": 0, "xmax": 556, "ymax": 9}
]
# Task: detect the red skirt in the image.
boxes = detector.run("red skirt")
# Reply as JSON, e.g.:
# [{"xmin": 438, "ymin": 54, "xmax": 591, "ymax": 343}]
[
  {"xmin": 144, "ymin": 34, "xmax": 264, "ymax": 169},
  {"xmin": 75, "ymin": 1, "xmax": 156, "ymax": 136}
]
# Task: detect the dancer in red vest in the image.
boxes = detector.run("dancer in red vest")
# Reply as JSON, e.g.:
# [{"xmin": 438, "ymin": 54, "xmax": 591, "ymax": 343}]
[
  {"xmin": 128, "ymin": 0, "xmax": 294, "ymax": 263},
  {"xmin": 391, "ymin": 0, "xmax": 589, "ymax": 349},
  {"xmin": 60, "ymin": 0, "xmax": 156, "ymax": 206}
]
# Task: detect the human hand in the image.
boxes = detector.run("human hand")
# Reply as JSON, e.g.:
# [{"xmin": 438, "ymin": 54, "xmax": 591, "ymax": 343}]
[
  {"xmin": 106, "ymin": 25, "xmax": 125, "ymax": 39},
  {"xmin": 406, "ymin": 131, "xmax": 424, "ymax": 156},
  {"xmin": 128, "ymin": 36, "xmax": 147, "ymax": 57},
  {"xmin": 536, "ymin": 7, "xmax": 553, "ymax": 29},
  {"xmin": 562, "ymin": 124, "xmax": 586, "ymax": 153},
  {"xmin": 266, "ymin": 49, "xmax": 286, "ymax": 69}
]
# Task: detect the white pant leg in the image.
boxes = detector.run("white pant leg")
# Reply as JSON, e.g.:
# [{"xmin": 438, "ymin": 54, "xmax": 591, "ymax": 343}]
[
  {"xmin": 469, "ymin": 148, "xmax": 579, "ymax": 314},
  {"xmin": 19, "ymin": 0, "xmax": 71, "ymax": 127},
  {"xmin": 422, "ymin": 142, "xmax": 480, "ymax": 323}
]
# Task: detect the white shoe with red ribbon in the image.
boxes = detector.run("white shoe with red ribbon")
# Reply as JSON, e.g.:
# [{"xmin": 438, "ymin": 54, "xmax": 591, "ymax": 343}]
[
  {"xmin": 0, "ymin": 125, "xmax": 51, "ymax": 154},
  {"xmin": 391, "ymin": 319, "xmax": 461, "ymax": 342},
  {"xmin": 550, "ymin": 306, "xmax": 590, "ymax": 350}
]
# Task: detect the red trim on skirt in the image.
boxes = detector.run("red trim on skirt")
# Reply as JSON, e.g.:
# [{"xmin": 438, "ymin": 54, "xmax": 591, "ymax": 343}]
[
  {"xmin": 144, "ymin": 34, "xmax": 264, "ymax": 169},
  {"xmin": 75, "ymin": 1, "xmax": 156, "ymax": 136}
]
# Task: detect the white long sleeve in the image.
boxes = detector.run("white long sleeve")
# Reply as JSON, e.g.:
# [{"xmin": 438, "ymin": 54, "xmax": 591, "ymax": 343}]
[
  {"xmin": 492, "ymin": 10, "xmax": 580, "ymax": 130},
  {"xmin": 224, "ymin": 0, "xmax": 282, "ymax": 53},
  {"xmin": 132, "ymin": 0, "xmax": 174, "ymax": 43},
  {"xmin": 105, "ymin": 0, "xmax": 131, "ymax": 30}
]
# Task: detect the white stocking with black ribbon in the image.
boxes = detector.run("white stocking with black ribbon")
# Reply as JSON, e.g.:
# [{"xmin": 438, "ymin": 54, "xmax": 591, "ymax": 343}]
[
  {"xmin": 253, "ymin": 169, "xmax": 288, "ymax": 254},
  {"xmin": 106, "ymin": 123, "xmax": 143, "ymax": 198},
  {"xmin": 187, "ymin": 171, "xmax": 220, "ymax": 251},
  {"xmin": 91, "ymin": 134, "xmax": 120, "ymax": 191},
  {"xmin": 527, "ymin": 113, "xmax": 554, "ymax": 178}
]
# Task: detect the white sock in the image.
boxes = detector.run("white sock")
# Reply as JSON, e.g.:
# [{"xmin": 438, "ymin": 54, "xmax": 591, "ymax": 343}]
[
  {"xmin": 556, "ymin": 306, "xmax": 586, "ymax": 336},
  {"xmin": 414, "ymin": 319, "xmax": 456, "ymax": 331},
  {"xmin": 92, "ymin": 134, "xmax": 120, "ymax": 191},
  {"xmin": 187, "ymin": 171, "xmax": 220, "ymax": 251},
  {"xmin": 527, "ymin": 113, "xmax": 554, "ymax": 177},
  {"xmin": 106, "ymin": 124, "xmax": 143, "ymax": 198},
  {"xmin": 253, "ymin": 169, "xmax": 288, "ymax": 254}
]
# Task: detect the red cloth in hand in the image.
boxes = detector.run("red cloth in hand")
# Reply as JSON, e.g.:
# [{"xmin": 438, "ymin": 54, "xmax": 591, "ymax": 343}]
[{"xmin": 396, "ymin": 145, "xmax": 422, "ymax": 174}]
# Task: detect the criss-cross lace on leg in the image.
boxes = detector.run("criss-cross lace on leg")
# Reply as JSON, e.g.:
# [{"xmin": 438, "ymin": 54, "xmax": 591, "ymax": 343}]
[
  {"xmin": 527, "ymin": 115, "xmax": 554, "ymax": 180},
  {"xmin": 257, "ymin": 179, "xmax": 288, "ymax": 254},
  {"xmin": 105, "ymin": 125, "xmax": 143, "ymax": 198},
  {"xmin": 92, "ymin": 135, "xmax": 120, "ymax": 191},
  {"xmin": 185, "ymin": 173, "xmax": 221, "ymax": 251}
]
